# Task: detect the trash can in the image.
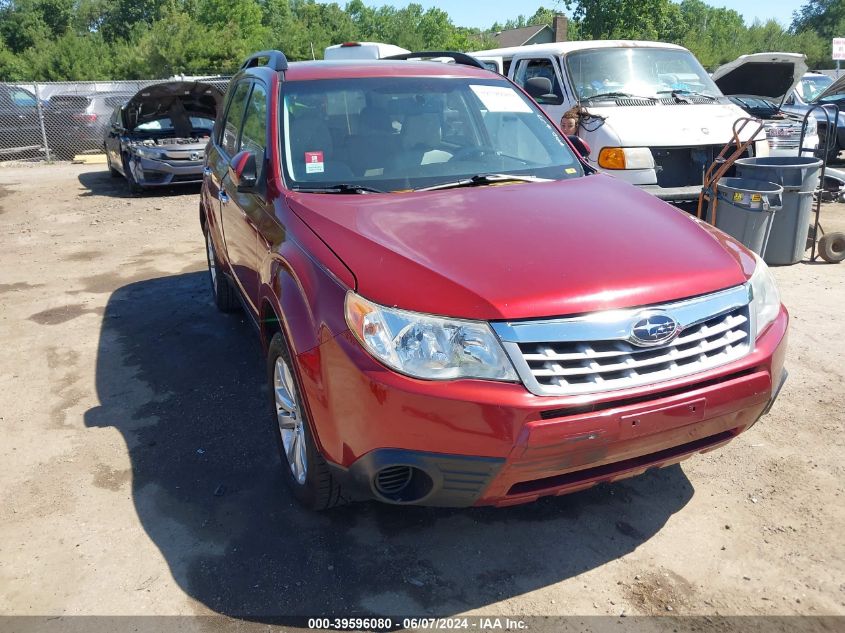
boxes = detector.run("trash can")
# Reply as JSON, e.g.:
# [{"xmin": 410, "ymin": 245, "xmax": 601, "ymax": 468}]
[
  {"xmin": 707, "ymin": 178, "xmax": 782, "ymax": 257},
  {"xmin": 734, "ymin": 156, "xmax": 822, "ymax": 265}
]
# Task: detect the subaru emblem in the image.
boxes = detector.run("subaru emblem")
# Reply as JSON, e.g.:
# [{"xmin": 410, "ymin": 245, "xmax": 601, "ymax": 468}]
[{"xmin": 629, "ymin": 311, "xmax": 680, "ymax": 347}]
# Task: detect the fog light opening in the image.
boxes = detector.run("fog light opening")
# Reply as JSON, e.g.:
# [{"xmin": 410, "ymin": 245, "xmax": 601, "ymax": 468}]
[{"xmin": 373, "ymin": 465, "xmax": 433, "ymax": 503}]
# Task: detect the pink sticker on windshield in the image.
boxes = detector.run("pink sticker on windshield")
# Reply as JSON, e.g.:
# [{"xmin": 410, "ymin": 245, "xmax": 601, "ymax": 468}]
[{"xmin": 304, "ymin": 151, "xmax": 324, "ymax": 174}]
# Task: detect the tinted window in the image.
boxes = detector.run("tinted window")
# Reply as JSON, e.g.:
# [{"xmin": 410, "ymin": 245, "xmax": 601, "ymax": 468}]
[
  {"xmin": 239, "ymin": 83, "xmax": 268, "ymax": 174},
  {"xmin": 514, "ymin": 59, "xmax": 563, "ymax": 105},
  {"xmin": 221, "ymin": 82, "xmax": 251, "ymax": 156}
]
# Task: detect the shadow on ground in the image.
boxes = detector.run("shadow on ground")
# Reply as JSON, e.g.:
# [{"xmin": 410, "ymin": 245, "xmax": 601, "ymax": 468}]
[
  {"xmin": 84, "ymin": 272, "xmax": 695, "ymax": 618},
  {"xmin": 78, "ymin": 169, "xmax": 202, "ymax": 198}
]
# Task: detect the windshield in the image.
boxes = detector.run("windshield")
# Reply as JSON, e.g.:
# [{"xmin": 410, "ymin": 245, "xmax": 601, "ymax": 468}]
[
  {"xmin": 566, "ymin": 47, "xmax": 721, "ymax": 100},
  {"xmin": 817, "ymin": 81, "xmax": 845, "ymax": 104},
  {"xmin": 135, "ymin": 116, "xmax": 214, "ymax": 132},
  {"xmin": 281, "ymin": 77, "xmax": 581, "ymax": 192},
  {"xmin": 800, "ymin": 75, "xmax": 832, "ymax": 101}
]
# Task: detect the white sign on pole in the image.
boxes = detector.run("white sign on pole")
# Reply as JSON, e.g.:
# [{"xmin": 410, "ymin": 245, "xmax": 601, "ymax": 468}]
[{"xmin": 834, "ymin": 38, "xmax": 845, "ymax": 60}]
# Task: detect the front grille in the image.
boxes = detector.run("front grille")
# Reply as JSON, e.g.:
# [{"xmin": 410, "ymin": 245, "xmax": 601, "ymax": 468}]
[
  {"xmin": 493, "ymin": 285, "xmax": 752, "ymax": 396},
  {"xmin": 520, "ymin": 307, "xmax": 749, "ymax": 392},
  {"xmin": 651, "ymin": 144, "xmax": 753, "ymax": 188},
  {"xmin": 765, "ymin": 122, "xmax": 801, "ymax": 149}
]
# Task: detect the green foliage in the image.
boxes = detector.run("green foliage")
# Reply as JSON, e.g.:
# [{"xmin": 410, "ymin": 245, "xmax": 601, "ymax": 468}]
[
  {"xmin": 791, "ymin": 0, "xmax": 845, "ymax": 41},
  {"xmin": 0, "ymin": 0, "xmax": 840, "ymax": 81}
]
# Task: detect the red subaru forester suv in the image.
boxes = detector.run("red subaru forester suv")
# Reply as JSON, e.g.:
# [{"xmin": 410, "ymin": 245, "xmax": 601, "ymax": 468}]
[{"xmin": 200, "ymin": 50, "xmax": 788, "ymax": 510}]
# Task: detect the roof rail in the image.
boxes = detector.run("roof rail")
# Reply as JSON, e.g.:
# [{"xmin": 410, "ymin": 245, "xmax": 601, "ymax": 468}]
[
  {"xmin": 240, "ymin": 50, "xmax": 289, "ymax": 73},
  {"xmin": 382, "ymin": 51, "xmax": 486, "ymax": 70}
]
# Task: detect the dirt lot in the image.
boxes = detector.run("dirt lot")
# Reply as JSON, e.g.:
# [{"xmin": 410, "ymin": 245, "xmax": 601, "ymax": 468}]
[{"xmin": 0, "ymin": 163, "xmax": 843, "ymax": 622}]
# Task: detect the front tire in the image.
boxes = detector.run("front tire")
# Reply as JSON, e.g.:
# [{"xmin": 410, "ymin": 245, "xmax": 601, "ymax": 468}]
[
  {"xmin": 204, "ymin": 227, "xmax": 240, "ymax": 312},
  {"xmin": 267, "ymin": 332, "xmax": 344, "ymax": 510}
]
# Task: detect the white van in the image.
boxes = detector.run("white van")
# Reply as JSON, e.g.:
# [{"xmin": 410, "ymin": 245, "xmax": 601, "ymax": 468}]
[
  {"xmin": 471, "ymin": 41, "xmax": 769, "ymax": 203},
  {"xmin": 324, "ymin": 42, "xmax": 410, "ymax": 60}
]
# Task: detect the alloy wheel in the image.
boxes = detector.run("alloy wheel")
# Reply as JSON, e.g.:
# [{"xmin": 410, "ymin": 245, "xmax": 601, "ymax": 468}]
[{"xmin": 274, "ymin": 356, "xmax": 307, "ymax": 484}]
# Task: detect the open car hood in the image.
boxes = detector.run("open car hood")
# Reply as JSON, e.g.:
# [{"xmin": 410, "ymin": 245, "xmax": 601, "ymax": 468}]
[
  {"xmin": 814, "ymin": 74, "xmax": 845, "ymax": 102},
  {"xmin": 123, "ymin": 81, "xmax": 224, "ymax": 132},
  {"xmin": 712, "ymin": 52, "xmax": 806, "ymax": 108}
]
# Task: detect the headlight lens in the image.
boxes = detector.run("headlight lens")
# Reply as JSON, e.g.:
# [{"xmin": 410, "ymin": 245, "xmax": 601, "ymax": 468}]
[
  {"xmin": 345, "ymin": 292, "xmax": 518, "ymax": 381},
  {"xmin": 749, "ymin": 254, "xmax": 781, "ymax": 337},
  {"xmin": 804, "ymin": 115, "xmax": 817, "ymax": 136},
  {"xmin": 134, "ymin": 146, "xmax": 161, "ymax": 159}
]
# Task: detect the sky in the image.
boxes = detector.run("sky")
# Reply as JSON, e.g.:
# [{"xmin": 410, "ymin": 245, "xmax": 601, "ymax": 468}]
[{"xmin": 326, "ymin": 0, "xmax": 807, "ymax": 30}]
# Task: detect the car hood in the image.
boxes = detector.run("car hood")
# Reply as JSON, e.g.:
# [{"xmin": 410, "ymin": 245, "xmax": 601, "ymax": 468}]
[
  {"xmin": 814, "ymin": 73, "xmax": 845, "ymax": 102},
  {"xmin": 712, "ymin": 52, "xmax": 806, "ymax": 107},
  {"xmin": 123, "ymin": 81, "xmax": 223, "ymax": 131},
  {"xmin": 288, "ymin": 175, "xmax": 754, "ymax": 321}
]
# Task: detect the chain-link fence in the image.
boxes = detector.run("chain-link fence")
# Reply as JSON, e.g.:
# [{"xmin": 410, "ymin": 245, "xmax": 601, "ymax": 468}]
[{"xmin": 0, "ymin": 77, "xmax": 230, "ymax": 162}]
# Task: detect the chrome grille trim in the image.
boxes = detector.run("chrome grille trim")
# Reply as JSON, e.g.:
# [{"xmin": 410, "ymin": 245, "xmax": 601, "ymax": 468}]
[{"xmin": 493, "ymin": 285, "xmax": 753, "ymax": 396}]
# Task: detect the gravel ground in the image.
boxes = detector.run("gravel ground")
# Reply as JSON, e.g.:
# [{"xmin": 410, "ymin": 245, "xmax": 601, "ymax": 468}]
[{"xmin": 0, "ymin": 163, "xmax": 843, "ymax": 623}]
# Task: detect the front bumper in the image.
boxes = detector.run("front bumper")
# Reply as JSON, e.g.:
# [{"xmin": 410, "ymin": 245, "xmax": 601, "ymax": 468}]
[
  {"xmin": 300, "ymin": 307, "xmax": 788, "ymax": 507},
  {"xmin": 127, "ymin": 155, "xmax": 204, "ymax": 186}
]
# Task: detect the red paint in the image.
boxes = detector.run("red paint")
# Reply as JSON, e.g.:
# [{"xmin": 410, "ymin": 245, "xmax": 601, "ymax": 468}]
[{"xmin": 201, "ymin": 57, "xmax": 790, "ymax": 507}]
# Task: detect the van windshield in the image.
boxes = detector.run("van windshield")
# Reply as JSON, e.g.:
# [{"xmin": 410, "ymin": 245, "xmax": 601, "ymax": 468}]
[
  {"xmin": 281, "ymin": 77, "xmax": 582, "ymax": 192},
  {"xmin": 566, "ymin": 47, "xmax": 721, "ymax": 101}
]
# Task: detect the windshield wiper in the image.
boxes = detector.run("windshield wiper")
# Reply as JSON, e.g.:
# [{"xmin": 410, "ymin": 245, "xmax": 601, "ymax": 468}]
[
  {"xmin": 658, "ymin": 89, "xmax": 718, "ymax": 102},
  {"xmin": 416, "ymin": 173, "xmax": 551, "ymax": 192},
  {"xmin": 585, "ymin": 92, "xmax": 657, "ymax": 102},
  {"xmin": 292, "ymin": 183, "xmax": 384, "ymax": 194}
]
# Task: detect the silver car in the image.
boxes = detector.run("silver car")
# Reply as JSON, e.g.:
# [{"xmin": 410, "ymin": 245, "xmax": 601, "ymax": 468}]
[{"xmin": 104, "ymin": 81, "xmax": 224, "ymax": 192}]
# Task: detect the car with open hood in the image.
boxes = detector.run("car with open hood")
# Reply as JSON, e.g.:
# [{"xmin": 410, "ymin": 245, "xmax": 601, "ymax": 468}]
[
  {"xmin": 200, "ymin": 50, "xmax": 788, "ymax": 510},
  {"xmin": 104, "ymin": 80, "xmax": 225, "ymax": 192},
  {"xmin": 782, "ymin": 73, "xmax": 845, "ymax": 163},
  {"xmin": 712, "ymin": 52, "xmax": 819, "ymax": 158}
]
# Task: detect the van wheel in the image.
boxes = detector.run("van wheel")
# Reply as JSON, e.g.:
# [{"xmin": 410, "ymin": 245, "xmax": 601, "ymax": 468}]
[
  {"xmin": 267, "ymin": 332, "xmax": 345, "ymax": 510},
  {"xmin": 818, "ymin": 232, "xmax": 845, "ymax": 263},
  {"xmin": 204, "ymin": 228, "xmax": 240, "ymax": 312}
]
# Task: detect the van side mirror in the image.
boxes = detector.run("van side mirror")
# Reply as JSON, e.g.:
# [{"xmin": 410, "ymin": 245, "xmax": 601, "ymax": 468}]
[{"xmin": 229, "ymin": 150, "xmax": 258, "ymax": 191}]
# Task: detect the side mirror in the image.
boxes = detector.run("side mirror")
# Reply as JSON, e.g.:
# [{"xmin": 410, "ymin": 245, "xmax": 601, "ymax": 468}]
[
  {"xmin": 229, "ymin": 150, "xmax": 258, "ymax": 191},
  {"xmin": 568, "ymin": 134, "xmax": 591, "ymax": 159},
  {"xmin": 524, "ymin": 77, "xmax": 560, "ymax": 104}
]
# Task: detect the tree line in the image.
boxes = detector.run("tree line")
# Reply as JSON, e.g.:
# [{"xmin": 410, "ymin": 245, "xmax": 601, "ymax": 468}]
[{"xmin": 0, "ymin": 0, "xmax": 842, "ymax": 81}]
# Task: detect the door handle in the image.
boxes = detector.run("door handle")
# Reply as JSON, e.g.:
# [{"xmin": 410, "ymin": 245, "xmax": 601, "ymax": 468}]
[
  {"xmin": 218, "ymin": 190, "xmax": 229, "ymax": 203},
  {"xmin": 203, "ymin": 167, "xmax": 212, "ymax": 176}
]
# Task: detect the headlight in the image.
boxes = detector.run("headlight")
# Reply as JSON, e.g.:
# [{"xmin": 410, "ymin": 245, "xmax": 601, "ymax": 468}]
[
  {"xmin": 749, "ymin": 254, "xmax": 781, "ymax": 337},
  {"xmin": 345, "ymin": 292, "xmax": 518, "ymax": 381},
  {"xmin": 134, "ymin": 146, "xmax": 161, "ymax": 159}
]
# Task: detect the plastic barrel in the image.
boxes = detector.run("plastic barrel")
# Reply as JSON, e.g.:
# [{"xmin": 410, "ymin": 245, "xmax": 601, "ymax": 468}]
[
  {"xmin": 708, "ymin": 178, "xmax": 782, "ymax": 256},
  {"xmin": 734, "ymin": 156, "xmax": 822, "ymax": 265}
]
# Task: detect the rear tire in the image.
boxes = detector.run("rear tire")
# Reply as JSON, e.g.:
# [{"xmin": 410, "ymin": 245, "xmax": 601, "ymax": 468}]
[
  {"xmin": 267, "ymin": 332, "xmax": 345, "ymax": 510},
  {"xmin": 204, "ymin": 228, "xmax": 240, "ymax": 312},
  {"xmin": 818, "ymin": 231, "xmax": 845, "ymax": 263}
]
